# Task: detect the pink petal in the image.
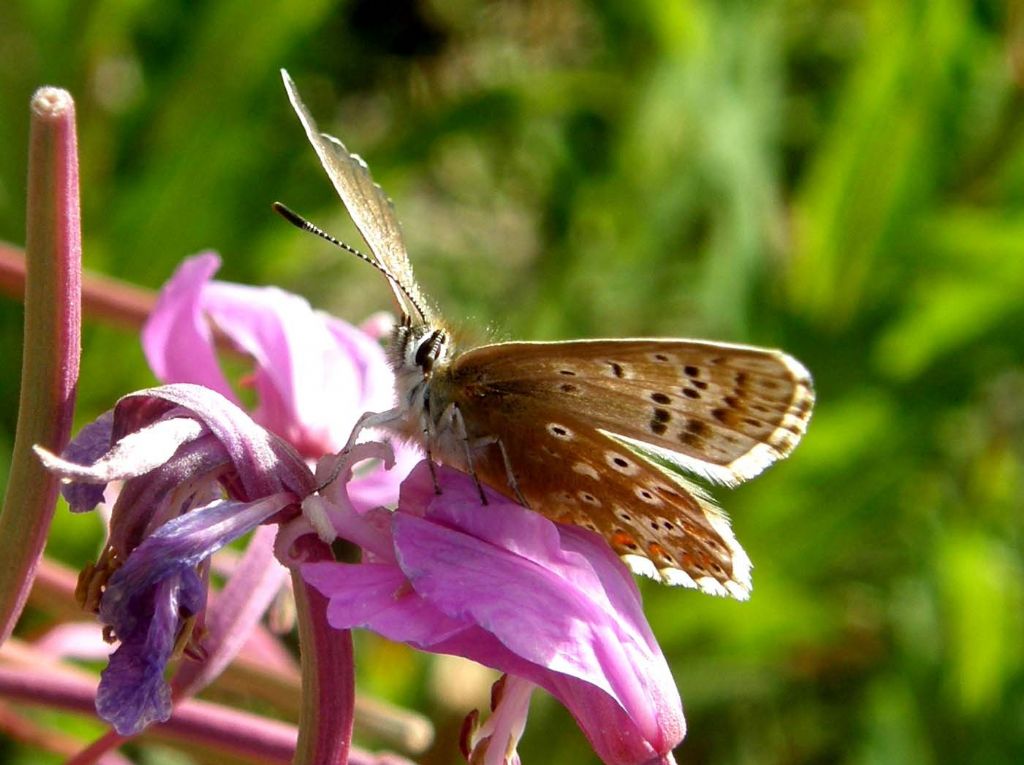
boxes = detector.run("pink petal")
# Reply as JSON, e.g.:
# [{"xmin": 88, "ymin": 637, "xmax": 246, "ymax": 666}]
[
  {"xmin": 303, "ymin": 562, "xmax": 471, "ymax": 646},
  {"xmin": 142, "ymin": 253, "xmax": 235, "ymax": 399}
]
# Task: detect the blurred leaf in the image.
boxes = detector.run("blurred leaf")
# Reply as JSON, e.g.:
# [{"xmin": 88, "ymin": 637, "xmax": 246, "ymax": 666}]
[
  {"xmin": 937, "ymin": 529, "xmax": 1024, "ymax": 715},
  {"xmin": 875, "ymin": 210, "xmax": 1024, "ymax": 380},
  {"xmin": 788, "ymin": 0, "xmax": 972, "ymax": 327}
]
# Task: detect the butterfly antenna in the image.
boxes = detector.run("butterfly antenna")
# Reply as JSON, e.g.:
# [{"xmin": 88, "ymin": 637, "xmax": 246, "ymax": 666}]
[{"xmin": 272, "ymin": 202, "xmax": 428, "ymax": 322}]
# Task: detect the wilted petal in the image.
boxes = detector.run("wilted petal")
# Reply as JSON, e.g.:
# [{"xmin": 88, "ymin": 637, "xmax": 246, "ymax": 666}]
[
  {"xmin": 106, "ymin": 433, "xmax": 230, "ymax": 553},
  {"xmin": 113, "ymin": 384, "xmax": 314, "ymax": 500},
  {"xmin": 98, "ymin": 494, "xmax": 293, "ymax": 735},
  {"xmin": 35, "ymin": 417, "xmax": 204, "ymax": 485},
  {"xmin": 38, "ymin": 381, "xmax": 319, "ymax": 737},
  {"xmin": 59, "ymin": 409, "xmax": 114, "ymax": 470},
  {"xmin": 97, "ymin": 575, "xmax": 194, "ymax": 734},
  {"xmin": 39, "ymin": 383, "xmax": 314, "ymax": 529},
  {"xmin": 172, "ymin": 525, "xmax": 290, "ymax": 697},
  {"xmin": 54, "ymin": 410, "xmax": 114, "ymax": 511}
]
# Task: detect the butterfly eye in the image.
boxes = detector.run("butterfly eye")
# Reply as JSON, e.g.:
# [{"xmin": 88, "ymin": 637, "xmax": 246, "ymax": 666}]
[{"xmin": 414, "ymin": 329, "xmax": 444, "ymax": 374}]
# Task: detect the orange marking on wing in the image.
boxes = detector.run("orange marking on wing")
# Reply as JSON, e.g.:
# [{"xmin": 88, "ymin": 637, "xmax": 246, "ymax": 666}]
[{"xmin": 611, "ymin": 530, "xmax": 638, "ymax": 550}]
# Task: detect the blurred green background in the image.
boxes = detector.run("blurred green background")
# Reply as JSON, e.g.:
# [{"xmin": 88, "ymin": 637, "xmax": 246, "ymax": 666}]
[{"xmin": 2, "ymin": 0, "xmax": 1023, "ymax": 763}]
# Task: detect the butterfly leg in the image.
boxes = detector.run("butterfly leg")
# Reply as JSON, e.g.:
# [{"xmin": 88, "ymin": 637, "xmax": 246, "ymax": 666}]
[
  {"xmin": 494, "ymin": 437, "xmax": 528, "ymax": 507},
  {"xmin": 344, "ymin": 409, "xmax": 401, "ymax": 450},
  {"xmin": 416, "ymin": 413, "xmax": 442, "ymax": 495},
  {"xmin": 315, "ymin": 408, "xmax": 401, "ymax": 492},
  {"xmin": 467, "ymin": 434, "xmax": 527, "ymax": 507},
  {"xmin": 423, "ymin": 441, "xmax": 441, "ymax": 495},
  {"xmin": 449, "ymin": 405, "xmax": 489, "ymax": 506}
]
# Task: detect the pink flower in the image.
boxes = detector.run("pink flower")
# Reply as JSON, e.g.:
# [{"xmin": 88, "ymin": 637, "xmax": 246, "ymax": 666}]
[
  {"xmin": 55, "ymin": 254, "xmax": 685, "ymax": 760},
  {"xmin": 141, "ymin": 252, "xmax": 416, "ymax": 507},
  {"xmin": 303, "ymin": 452, "xmax": 685, "ymax": 765}
]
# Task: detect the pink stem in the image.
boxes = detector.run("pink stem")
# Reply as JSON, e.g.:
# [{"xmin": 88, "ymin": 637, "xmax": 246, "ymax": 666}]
[
  {"xmin": 0, "ymin": 241, "xmax": 156, "ymax": 329},
  {"xmin": 290, "ymin": 534, "xmax": 356, "ymax": 765},
  {"xmin": 0, "ymin": 666, "xmax": 408, "ymax": 765},
  {"xmin": 0, "ymin": 88, "xmax": 82, "ymax": 642}
]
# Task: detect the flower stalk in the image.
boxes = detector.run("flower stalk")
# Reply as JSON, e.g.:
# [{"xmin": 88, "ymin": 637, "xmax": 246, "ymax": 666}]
[
  {"xmin": 0, "ymin": 87, "xmax": 82, "ymax": 642},
  {"xmin": 291, "ymin": 538, "xmax": 356, "ymax": 765},
  {"xmin": 0, "ymin": 242, "xmax": 155, "ymax": 330},
  {"xmin": 0, "ymin": 660, "xmax": 413, "ymax": 765}
]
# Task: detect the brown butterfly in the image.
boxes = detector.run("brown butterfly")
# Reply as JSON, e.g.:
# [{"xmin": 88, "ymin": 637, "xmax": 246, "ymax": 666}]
[{"xmin": 277, "ymin": 70, "xmax": 814, "ymax": 600}]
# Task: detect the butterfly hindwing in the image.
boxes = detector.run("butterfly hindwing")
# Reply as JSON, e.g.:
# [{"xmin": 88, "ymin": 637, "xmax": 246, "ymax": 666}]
[{"xmin": 449, "ymin": 384, "xmax": 753, "ymax": 598}]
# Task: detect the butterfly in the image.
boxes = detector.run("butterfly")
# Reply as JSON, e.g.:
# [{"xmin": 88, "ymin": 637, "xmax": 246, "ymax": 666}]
[{"xmin": 276, "ymin": 69, "xmax": 814, "ymax": 600}]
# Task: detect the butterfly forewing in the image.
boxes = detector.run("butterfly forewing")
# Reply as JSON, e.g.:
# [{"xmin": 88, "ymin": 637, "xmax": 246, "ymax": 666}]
[
  {"xmin": 450, "ymin": 339, "xmax": 814, "ymax": 487},
  {"xmin": 281, "ymin": 70, "xmax": 429, "ymax": 318}
]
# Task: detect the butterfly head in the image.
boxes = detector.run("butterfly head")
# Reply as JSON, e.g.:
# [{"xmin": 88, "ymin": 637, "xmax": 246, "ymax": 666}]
[{"xmin": 390, "ymin": 315, "xmax": 454, "ymax": 380}]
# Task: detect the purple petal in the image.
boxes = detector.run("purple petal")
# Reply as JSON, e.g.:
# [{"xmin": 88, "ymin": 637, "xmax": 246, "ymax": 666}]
[
  {"xmin": 322, "ymin": 315, "xmax": 396, "ymax": 414},
  {"xmin": 97, "ymin": 495, "xmax": 292, "ymax": 735},
  {"xmin": 200, "ymin": 278, "xmax": 395, "ymax": 458},
  {"xmin": 172, "ymin": 525, "xmax": 289, "ymax": 697},
  {"xmin": 100, "ymin": 497, "xmax": 289, "ymax": 629},
  {"xmin": 56, "ymin": 410, "xmax": 114, "ymax": 511},
  {"xmin": 40, "ymin": 383, "xmax": 316, "ymax": 528},
  {"xmin": 97, "ymin": 576, "xmax": 181, "ymax": 734},
  {"xmin": 393, "ymin": 511, "xmax": 619, "ymax": 683},
  {"xmin": 144, "ymin": 254, "xmax": 404, "ymax": 463},
  {"xmin": 114, "ymin": 384, "xmax": 314, "ymax": 500},
  {"xmin": 406, "ymin": 468, "xmax": 683, "ymax": 762},
  {"xmin": 107, "ymin": 433, "xmax": 231, "ymax": 553},
  {"xmin": 304, "ymin": 562, "xmax": 472, "ymax": 646},
  {"xmin": 202, "ymin": 281, "xmax": 336, "ymax": 449}
]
